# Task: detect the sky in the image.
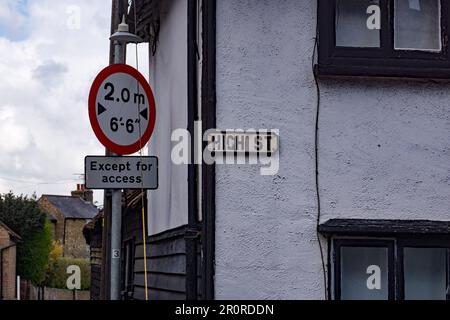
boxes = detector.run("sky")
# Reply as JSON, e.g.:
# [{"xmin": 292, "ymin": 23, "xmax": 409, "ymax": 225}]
[{"xmin": 0, "ymin": 0, "xmax": 148, "ymax": 206}]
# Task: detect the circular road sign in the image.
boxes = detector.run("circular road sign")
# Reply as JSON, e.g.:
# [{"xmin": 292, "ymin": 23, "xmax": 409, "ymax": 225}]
[{"xmin": 89, "ymin": 64, "xmax": 156, "ymax": 155}]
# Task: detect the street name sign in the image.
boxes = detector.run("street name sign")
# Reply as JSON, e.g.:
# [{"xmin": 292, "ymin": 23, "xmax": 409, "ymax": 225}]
[
  {"xmin": 85, "ymin": 156, "xmax": 158, "ymax": 190},
  {"xmin": 88, "ymin": 64, "xmax": 156, "ymax": 155},
  {"xmin": 206, "ymin": 131, "xmax": 279, "ymax": 154}
]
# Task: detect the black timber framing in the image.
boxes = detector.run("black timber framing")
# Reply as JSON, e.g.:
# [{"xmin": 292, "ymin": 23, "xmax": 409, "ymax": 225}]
[
  {"xmin": 201, "ymin": 0, "xmax": 216, "ymax": 300},
  {"xmin": 186, "ymin": 0, "xmax": 200, "ymax": 300}
]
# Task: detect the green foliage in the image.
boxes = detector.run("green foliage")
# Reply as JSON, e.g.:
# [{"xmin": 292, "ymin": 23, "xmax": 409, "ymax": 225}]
[
  {"xmin": 45, "ymin": 257, "xmax": 91, "ymax": 290},
  {"xmin": 49, "ymin": 241, "xmax": 64, "ymax": 261},
  {"xmin": 0, "ymin": 192, "xmax": 46, "ymax": 238},
  {"xmin": 19, "ymin": 220, "xmax": 53, "ymax": 284},
  {"xmin": 0, "ymin": 192, "xmax": 52, "ymax": 284}
]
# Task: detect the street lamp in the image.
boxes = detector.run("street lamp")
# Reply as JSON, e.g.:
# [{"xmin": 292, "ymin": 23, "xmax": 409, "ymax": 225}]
[{"xmin": 110, "ymin": 15, "xmax": 143, "ymax": 44}]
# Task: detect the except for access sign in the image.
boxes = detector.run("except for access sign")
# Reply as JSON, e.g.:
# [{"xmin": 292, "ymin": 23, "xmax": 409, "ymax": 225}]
[
  {"xmin": 88, "ymin": 64, "xmax": 156, "ymax": 155},
  {"xmin": 85, "ymin": 156, "xmax": 158, "ymax": 190}
]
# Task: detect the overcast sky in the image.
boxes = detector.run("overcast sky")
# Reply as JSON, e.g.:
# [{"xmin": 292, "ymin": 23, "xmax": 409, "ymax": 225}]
[{"xmin": 0, "ymin": 0, "xmax": 148, "ymax": 206}]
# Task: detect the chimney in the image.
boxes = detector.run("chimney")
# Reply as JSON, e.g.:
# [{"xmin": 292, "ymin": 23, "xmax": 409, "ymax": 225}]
[{"xmin": 71, "ymin": 184, "xmax": 94, "ymax": 204}]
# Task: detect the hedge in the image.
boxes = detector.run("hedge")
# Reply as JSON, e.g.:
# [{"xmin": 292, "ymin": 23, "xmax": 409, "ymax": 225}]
[{"xmin": 45, "ymin": 257, "xmax": 91, "ymax": 290}]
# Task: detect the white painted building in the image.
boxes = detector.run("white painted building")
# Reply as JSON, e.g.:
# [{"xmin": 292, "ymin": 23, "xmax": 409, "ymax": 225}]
[{"xmin": 131, "ymin": 0, "xmax": 450, "ymax": 300}]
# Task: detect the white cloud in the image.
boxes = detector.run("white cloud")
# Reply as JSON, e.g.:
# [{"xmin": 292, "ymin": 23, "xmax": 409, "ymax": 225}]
[
  {"xmin": 33, "ymin": 60, "xmax": 68, "ymax": 86},
  {"xmin": 0, "ymin": 105, "xmax": 33, "ymax": 153},
  {"xmin": 0, "ymin": 0, "xmax": 130, "ymax": 205}
]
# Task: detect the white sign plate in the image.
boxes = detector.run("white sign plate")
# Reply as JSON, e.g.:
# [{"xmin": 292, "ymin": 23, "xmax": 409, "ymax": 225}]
[
  {"xmin": 207, "ymin": 131, "xmax": 279, "ymax": 154},
  {"xmin": 85, "ymin": 156, "xmax": 158, "ymax": 190}
]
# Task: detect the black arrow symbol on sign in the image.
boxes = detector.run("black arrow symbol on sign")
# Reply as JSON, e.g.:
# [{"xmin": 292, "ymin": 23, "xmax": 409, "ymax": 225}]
[
  {"xmin": 140, "ymin": 108, "xmax": 148, "ymax": 120},
  {"xmin": 98, "ymin": 103, "xmax": 107, "ymax": 116}
]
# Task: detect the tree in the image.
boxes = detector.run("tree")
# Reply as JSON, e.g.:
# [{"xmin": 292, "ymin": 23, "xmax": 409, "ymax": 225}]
[
  {"xmin": 0, "ymin": 192, "xmax": 52, "ymax": 284},
  {"xmin": 19, "ymin": 220, "xmax": 53, "ymax": 284},
  {"xmin": 0, "ymin": 193, "xmax": 46, "ymax": 236}
]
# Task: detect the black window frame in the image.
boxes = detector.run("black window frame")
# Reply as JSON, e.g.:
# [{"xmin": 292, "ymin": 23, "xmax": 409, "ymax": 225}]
[
  {"xmin": 333, "ymin": 237, "xmax": 450, "ymax": 300},
  {"xmin": 317, "ymin": 0, "xmax": 450, "ymax": 79}
]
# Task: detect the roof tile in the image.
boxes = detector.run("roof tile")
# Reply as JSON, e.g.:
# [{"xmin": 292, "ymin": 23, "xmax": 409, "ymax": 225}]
[{"xmin": 44, "ymin": 195, "xmax": 98, "ymax": 219}]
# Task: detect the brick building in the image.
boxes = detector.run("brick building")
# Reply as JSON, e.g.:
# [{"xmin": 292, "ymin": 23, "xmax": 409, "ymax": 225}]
[
  {"xmin": 39, "ymin": 185, "xmax": 98, "ymax": 259},
  {"xmin": 0, "ymin": 221, "xmax": 20, "ymax": 300}
]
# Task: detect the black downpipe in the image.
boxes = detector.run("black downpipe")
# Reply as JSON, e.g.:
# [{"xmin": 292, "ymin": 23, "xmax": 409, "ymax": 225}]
[
  {"xmin": 63, "ymin": 219, "xmax": 67, "ymax": 257},
  {"xmin": 327, "ymin": 236, "xmax": 332, "ymax": 300},
  {"xmin": 186, "ymin": 0, "xmax": 200, "ymax": 300},
  {"xmin": 201, "ymin": 0, "xmax": 216, "ymax": 300}
]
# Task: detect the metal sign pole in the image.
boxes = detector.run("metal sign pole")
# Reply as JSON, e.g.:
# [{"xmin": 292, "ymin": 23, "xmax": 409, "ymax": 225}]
[
  {"xmin": 110, "ymin": 39, "xmax": 124, "ymax": 301},
  {"xmin": 110, "ymin": 185, "xmax": 122, "ymax": 300}
]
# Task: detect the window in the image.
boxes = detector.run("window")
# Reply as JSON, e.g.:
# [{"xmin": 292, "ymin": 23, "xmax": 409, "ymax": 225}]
[
  {"xmin": 336, "ymin": 0, "xmax": 381, "ymax": 48},
  {"xmin": 394, "ymin": 0, "xmax": 442, "ymax": 52},
  {"xmin": 317, "ymin": 0, "xmax": 450, "ymax": 78},
  {"xmin": 334, "ymin": 240, "xmax": 395, "ymax": 300},
  {"xmin": 333, "ymin": 238, "xmax": 450, "ymax": 300},
  {"xmin": 403, "ymin": 248, "xmax": 447, "ymax": 299}
]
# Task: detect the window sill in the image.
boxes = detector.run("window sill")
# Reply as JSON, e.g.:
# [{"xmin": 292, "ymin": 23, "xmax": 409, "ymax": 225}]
[
  {"xmin": 318, "ymin": 219, "xmax": 450, "ymax": 236},
  {"xmin": 315, "ymin": 64, "xmax": 450, "ymax": 81}
]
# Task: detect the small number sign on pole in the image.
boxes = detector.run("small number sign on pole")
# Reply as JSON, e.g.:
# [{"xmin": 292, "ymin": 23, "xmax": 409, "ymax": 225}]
[{"xmin": 88, "ymin": 64, "xmax": 156, "ymax": 155}]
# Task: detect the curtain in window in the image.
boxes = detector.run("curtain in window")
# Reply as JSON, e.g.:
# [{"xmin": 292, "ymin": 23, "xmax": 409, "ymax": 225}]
[
  {"xmin": 336, "ymin": 0, "xmax": 381, "ymax": 47},
  {"xmin": 394, "ymin": 0, "xmax": 441, "ymax": 51}
]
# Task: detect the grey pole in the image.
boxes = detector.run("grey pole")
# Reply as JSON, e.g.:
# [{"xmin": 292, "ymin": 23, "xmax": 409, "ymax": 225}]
[
  {"xmin": 109, "ymin": 40, "xmax": 123, "ymax": 301},
  {"xmin": 109, "ymin": 14, "xmax": 142, "ymax": 301},
  {"xmin": 110, "ymin": 185, "xmax": 122, "ymax": 300}
]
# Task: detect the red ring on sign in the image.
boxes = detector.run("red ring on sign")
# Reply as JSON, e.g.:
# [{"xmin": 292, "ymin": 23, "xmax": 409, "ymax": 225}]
[{"xmin": 88, "ymin": 64, "xmax": 156, "ymax": 155}]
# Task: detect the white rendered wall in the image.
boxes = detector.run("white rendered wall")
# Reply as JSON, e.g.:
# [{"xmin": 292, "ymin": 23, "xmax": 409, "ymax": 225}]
[
  {"xmin": 215, "ymin": 0, "xmax": 450, "ymax": 299},
  {"xmin": 147, "ymin": 0, "xmax": 188, "ymax": 235}
]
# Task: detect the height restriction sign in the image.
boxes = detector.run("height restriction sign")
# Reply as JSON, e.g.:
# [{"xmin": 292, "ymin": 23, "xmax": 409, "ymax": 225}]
[{"xmin": 88, "ymin": 64, "xmax": 156, "ymax": 155}]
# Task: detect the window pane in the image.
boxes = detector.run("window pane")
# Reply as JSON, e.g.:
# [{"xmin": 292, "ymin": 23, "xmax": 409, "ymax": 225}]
[
  {"xmin": 341, "ymin": 247, "xmax": 389, "ymax": 300},
  {"xmin": 404, "ymin": 248, "xmax": 447, "ymax": 300},
  {"xmin": 336, "ymin": 0, "xmax": 380, "ymax": 47},
  {"xmin": 394, "ymin": 0, "xmax": 441, "ymax": 51}
]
